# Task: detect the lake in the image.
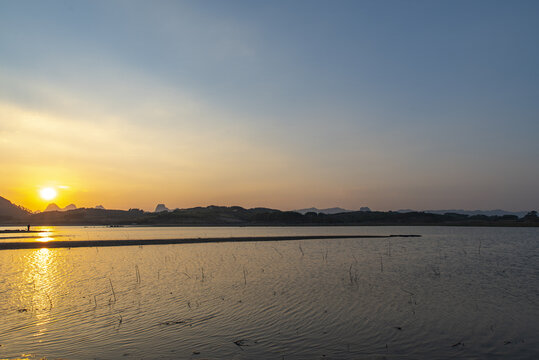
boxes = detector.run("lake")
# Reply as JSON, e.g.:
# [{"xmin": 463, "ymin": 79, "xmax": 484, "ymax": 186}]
[{"xmin": 0, "ymin": 226, "xmax": 538, "ymax": 359}]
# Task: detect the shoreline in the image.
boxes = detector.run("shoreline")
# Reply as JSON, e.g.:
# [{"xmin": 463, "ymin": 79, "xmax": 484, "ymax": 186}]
[
  {"xmin": 2, "ymin": 223, "xmax": 539, "ymax": 228},
  {"xmin": 0, "ymin": 234, "xmax": 420, "ymax": 250}
]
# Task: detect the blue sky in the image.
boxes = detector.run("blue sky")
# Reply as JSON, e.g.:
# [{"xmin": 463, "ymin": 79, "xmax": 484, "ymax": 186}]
[{"xmin": 1, "ymin": 0, "xmax": 538, "ymax": 211}]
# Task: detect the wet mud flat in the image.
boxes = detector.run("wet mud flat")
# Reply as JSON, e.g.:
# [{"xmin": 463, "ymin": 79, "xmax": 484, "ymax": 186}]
[{"xmin": 0, "ymin": 234, "xmax": 420, "ymax": 250}]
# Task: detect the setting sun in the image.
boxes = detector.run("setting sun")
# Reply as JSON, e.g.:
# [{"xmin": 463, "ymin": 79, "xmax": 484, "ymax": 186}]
[{"xmin": 39, "ymin": 187, "xmax": 57, "ymax": 201}]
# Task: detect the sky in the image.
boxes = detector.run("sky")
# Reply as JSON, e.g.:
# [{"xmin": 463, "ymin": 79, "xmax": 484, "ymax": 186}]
[{"xmin": 1, "ymin": 0, "xmax": 538, "ymax": 212}]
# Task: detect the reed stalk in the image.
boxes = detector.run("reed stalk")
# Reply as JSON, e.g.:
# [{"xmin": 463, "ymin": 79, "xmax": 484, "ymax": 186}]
[{"xmin": 109, "ymin": 278, "xmax": 117, "ymax": 302}]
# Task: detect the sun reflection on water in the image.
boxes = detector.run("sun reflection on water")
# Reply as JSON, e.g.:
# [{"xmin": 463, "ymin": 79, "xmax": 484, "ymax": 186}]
[
  {"xmin": 36, "ymin": 228, "xmax": 54, "ymax": 242},
  {"xmin": 21, "ymin": 248, "xmax": 58, "ymax": 343},
  {"xmin": 34, "ymin": 248, "xmax": 52, "ymax": 272}
]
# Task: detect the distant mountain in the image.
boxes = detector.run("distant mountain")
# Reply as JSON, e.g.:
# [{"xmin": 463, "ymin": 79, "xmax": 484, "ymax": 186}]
[
  {"xmin": 294, "ymin": 207, "xmax": 362, "ymax": 215},
  {"xmin": 155, "ymin": 204, "xmax": 170, "ymax": 213},
  {"xmin": 95, "ymin": 205, "xmax": 106, "ymax": 210},
  {"xmin": 15, "ymin": 205, "xmax": 538, "ymax": 227},
  {"xmin": 397, "ymin": 209, "xmax": 529, "ymax": 218},
  {"xmin": 44, "ymin": 203, "xmax": 62, "ymax": 212},
  {"xmin": 0, "ymin": 196, "xmax": 30, "ymax": 220},
  {"xmin": 64, "ymin": 204, "xmax": 77, "ymax": 211},
  {"xmin": 44, "ymin": 203, "xmax": 78, "ymax": 212}
]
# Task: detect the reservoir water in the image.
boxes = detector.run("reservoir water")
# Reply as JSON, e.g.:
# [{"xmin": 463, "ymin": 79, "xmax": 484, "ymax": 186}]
[{"xmin": 0, "ymin": 226, "xmax": 538, "ymax": 359}]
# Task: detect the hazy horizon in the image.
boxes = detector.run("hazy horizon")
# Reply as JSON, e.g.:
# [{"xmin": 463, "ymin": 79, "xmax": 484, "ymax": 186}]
[
  {"xmin": 1, "ymin": 0, "xmax": 538, "ymax": 212},
  {"xmin": 4, "ymin": 195, "xmax": 534, "ymax": 214}
]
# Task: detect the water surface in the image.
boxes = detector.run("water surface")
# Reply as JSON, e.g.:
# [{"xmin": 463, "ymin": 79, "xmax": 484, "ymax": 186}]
[{"xmin": 0, "ymin": 226, "xmax": 537, "ymax": 359}]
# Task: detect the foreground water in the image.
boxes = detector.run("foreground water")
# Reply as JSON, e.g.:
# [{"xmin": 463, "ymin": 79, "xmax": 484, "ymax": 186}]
[{"xmin": 0, "ymin": 226, "xmax": 538, "ymax": 359}]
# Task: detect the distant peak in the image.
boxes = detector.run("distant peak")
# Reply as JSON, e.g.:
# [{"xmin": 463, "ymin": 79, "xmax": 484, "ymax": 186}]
[
  {"xmin": 44, "ymin": 203, "xmax": 78, "ymax": 212},
  {"xmin": 294, "ymin": 207, "xmax": 361, "ymax": 215},
  {"xmin": 44, "ymin": 203, "xmax": 61, "ymax": 212},
  {"xmin": 155, "ymin": 204, "xmax": 170, "ymax": 213}
]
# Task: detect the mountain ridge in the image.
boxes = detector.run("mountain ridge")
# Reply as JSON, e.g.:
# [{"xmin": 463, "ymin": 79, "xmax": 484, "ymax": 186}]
[
  {"xmin": 294, "ymin": 207, "xmax": 372, "ymax": 215},
  {"xmin": 44, "ymin": 203, "xmax": 78, "ymax": 212},
  {"xmin": 0, "ymin": 196, "xmax": 31, "ymax": 220},
  {"xmin": 397, "ymin": 209, "xmax": 529, "ymax": 218},
  {"xmin": 0, "ymin": 196, "xmax": 536, "ymax": 226}
]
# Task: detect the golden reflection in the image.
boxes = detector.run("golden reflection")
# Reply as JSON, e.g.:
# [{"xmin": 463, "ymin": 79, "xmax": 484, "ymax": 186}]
[
  {"xmin": 36, "ymin": 228, "xmax": 55, "ymax": 242},
  {"xmin": 37, "ymin": 236, "xmax": 54, "ymax": 242},
  {"xmin": 21, "ymin": 248, "xmax": 59, "ymax": 342},
  {"xmin": 35, "ymin": 248, "xmax": 52, "ymax": 270}
]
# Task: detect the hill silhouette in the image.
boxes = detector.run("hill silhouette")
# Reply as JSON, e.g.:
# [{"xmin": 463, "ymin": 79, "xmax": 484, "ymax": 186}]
[
  {"xmin": 44, "ymin": 203, "xmax": 78, "ymax": 212},
  {"xmin": 294, "ymin": 207, "xmax": 353, "ymax": 215},
  {"xmin": 44, "ymin": 203, "xmax": 62, "ymax": 212},
  {"xmin": 294, "ymin": 207, "xmax": 371, "ymax": 214},
  {"xmin": 397, "ymin": 208, "xmax": 528, "ymax": 218},
  {"xmin": 0, "ymin": 196, "xmax": 31, "ymax": 221},
  {"xmin": 0, "ymin": 196, "xmax": 537, "ymax": 227},
  {"xmin": 154, "ymin": 204, "xmax": 170, "ymax": 213}
]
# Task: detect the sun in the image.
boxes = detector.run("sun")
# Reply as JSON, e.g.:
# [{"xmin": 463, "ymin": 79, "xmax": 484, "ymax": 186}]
[{"xmin": 40, "ymin": 187, "xmax": 58, "ymax": 201}]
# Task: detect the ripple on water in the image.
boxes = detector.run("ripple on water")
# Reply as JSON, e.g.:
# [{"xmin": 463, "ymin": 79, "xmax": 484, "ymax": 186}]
[{"xmin": 0, "ymin": 226, "xmax": 538, "ymax": 359}]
